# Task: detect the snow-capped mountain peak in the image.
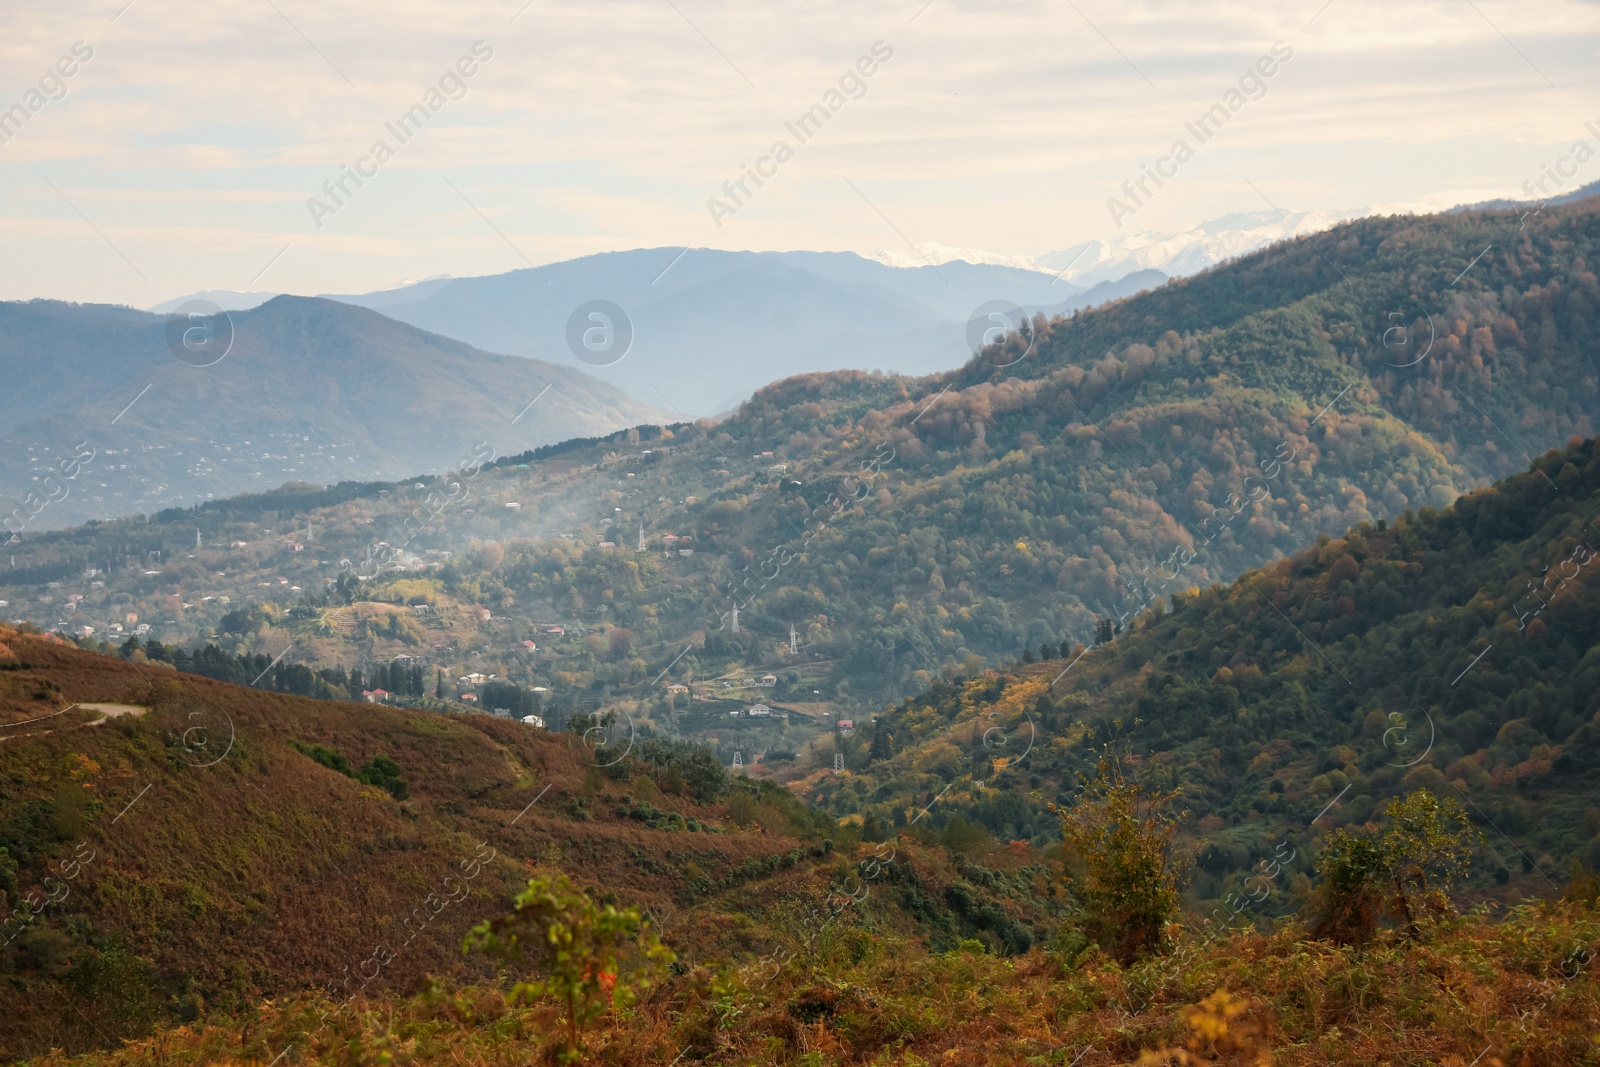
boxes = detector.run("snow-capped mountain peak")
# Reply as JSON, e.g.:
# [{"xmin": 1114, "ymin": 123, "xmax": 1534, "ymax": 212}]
[{"xmin": 866, "ymin": 242, "xmax": 1050, "ymax": 274}]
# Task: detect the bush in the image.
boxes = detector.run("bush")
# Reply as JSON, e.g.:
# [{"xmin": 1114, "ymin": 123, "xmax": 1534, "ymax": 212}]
[
  {"xmin": 356, "ymin": 754, "xmax": 409, "ymax": 801},
  {"xmin": 1312, "ymin": 788, "xmax": 1480, "ymax": 945},
  {"xmin": 288, "ymin": 741, "xmax": 408, "ymax": 800},
  {"xmin": 1055, "ymin": 753, "xmax": 1185, "ymax": 965},
  {"xmin": 465, "ymin": 873, "xmax": 673, "ymax": 1062}
]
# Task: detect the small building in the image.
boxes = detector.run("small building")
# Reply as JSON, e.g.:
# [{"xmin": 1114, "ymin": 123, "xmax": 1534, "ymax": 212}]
[
  {"xmin": 478, "ymin": 608, "xmax": 492, "ymax": 621},
  {"xmin": 599, "ymin": 541, "xmax": 616, "ymax": 548},
  {"xmin": 837, "ymin": 719, "xmax": 855, "ymax": 734},
  {"xmin": 521, "ymin": 714, "xmax": 545, "ymax": 728},
  {"xmin": 362, "ymin": 689, "xmax": 390, "ymax": 703},
  {"xmin": 459, "ymin": 693, "xmax": 478, "ymax": 703},
  {"xmin": 747, "ymin": 704, "xmax": 772, "ymax": 717},
  {"xmin": 545, "ymin": 625, "xmax": 565, "ymax": 635},
  {"xmin": 665, "ymin": 683, "xmax": 689, "ymax": 694},
  {"xmin": 761, "ymin": 674, "xmax": 777, "ymax": 687}
]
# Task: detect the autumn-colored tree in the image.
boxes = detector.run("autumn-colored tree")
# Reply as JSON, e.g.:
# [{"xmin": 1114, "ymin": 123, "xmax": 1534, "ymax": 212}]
[
  {"xmin": 465, "ymin": 873, "xmax": 674, "ymax": 1062},
  {"xmin": 1055, "ymin": 753, "xmax": 1186, "ymax": 964},
  {"xmin": 1312, "ymin": 789, "xmax": 1480, "ymax": 945}
]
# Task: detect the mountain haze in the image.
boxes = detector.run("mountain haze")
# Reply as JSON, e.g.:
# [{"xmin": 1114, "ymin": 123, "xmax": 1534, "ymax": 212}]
[{"xmin": 0, "ymin": 297, "xmax": 666, "ymax": 530}]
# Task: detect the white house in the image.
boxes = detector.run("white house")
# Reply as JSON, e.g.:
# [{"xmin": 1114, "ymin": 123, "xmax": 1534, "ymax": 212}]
[
  {"xmin": 747, "ymin": 704, "xmax": 772, "ymax": 717},
  {"xmin": 521, "ymin": 714, "xmax": 545, "ymax": 728},
  {"xmin": 761, "ymin": 674, "xmax": 777, "ymax": 687}
]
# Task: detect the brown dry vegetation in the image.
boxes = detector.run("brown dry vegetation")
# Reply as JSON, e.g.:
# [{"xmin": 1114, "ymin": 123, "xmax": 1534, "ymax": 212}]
[{"xmin": 0, "ymin": 627, "xmax": 834, "ymax": 1060}]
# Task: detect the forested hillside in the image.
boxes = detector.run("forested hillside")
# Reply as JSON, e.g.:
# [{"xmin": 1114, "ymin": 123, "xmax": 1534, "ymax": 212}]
[
  {"xmin": 3, "ymin": 198, "xmax": 1598, "ymax": 751},
  {"xmin": 815, "ymin": 433, "xmax": 1600, "ymax": 910}
]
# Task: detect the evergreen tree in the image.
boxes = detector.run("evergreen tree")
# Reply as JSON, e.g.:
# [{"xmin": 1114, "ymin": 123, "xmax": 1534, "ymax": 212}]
[{"xmin": 868, "ymin": 721, "xmax": 893, "ymax": 763}]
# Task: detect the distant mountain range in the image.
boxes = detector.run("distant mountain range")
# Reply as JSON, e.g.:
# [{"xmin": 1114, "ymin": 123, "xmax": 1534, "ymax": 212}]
[
  {"xmin": 153, "ymin": 251, "xmax": 1165, "ymax": 417},
  {"xmin": 0, "ymin": 296, "xmax": 666, "ymax": 530},
  {"xmin": 143, "ymin": 210, "xmax": 1387, "ymax": 418}
]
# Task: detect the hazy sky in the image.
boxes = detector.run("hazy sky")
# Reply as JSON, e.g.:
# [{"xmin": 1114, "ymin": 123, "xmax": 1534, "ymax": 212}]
[{"xmin": 2, "ymin": 0, "xmax": 1597, "ymax": 307}]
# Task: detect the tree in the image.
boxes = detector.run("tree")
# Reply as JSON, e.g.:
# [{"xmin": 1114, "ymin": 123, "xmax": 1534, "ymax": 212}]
[
  {"xmin": 868, "ymin": 721, "xmax": 893, "ymax": 763},
  {"xmin": 465, "ymin": 873, "xmax": 673, "ymax": 1062},
  {"xmin": 1312, "ymin": 789, "xmax": 1480, "ymax": 945},
  {"xmin": 1055, "ymin": 752, "xmax": 1185, "ymax": 964}
]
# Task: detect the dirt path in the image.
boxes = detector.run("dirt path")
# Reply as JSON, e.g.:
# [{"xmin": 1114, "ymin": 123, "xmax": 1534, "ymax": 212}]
[{"xmin": 80, "ymin": 703, "xmax": 149, "ymax": 726}]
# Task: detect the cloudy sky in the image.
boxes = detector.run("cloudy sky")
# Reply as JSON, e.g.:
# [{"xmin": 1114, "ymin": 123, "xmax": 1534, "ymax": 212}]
[{"xmin": 2, "ymin": 0, "xmax": 1597, "ymax": 307}]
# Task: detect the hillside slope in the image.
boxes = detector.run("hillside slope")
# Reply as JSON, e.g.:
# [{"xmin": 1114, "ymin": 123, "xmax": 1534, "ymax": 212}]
[
  {"xmin": 2, "ymin": 197, "xmax": 1598, "ymax": 752},
  {"xmin": 815, "ymin": 433, "xmax": 1600, "ymax": 908},
  {"xmin": 0, "ymin": 628, "xmax": 1064, "ymax": 1059},
  {"xmin": 0, "ymin": 296, "xmax": 666, "ymax": 529}
]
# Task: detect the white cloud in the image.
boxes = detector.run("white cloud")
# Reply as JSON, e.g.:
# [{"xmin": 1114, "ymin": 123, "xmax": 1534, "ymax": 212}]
[{"xmin": 2, "ymin": 0, "xmax": 1597, "ymax": 305}]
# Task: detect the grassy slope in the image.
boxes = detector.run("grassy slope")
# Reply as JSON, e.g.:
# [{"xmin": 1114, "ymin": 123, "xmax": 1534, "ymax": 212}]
[
  {"xmin": 18, "ymin": 889, "xmax": 1600, "ymax": 1064},
  {"xmin": 1, "ymin": 631, "xmax": 1073, "ymax": 1060},
  {"xmin": 0, "ymin": 633, "xmax": 807, "ymax": 1058}
]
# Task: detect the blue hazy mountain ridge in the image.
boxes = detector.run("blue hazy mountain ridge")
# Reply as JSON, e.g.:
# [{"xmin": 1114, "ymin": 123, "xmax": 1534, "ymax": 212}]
[
  {"xmin": 0, "ymin": 296, "xmax": 667, "ymax": 530},
  {"xmin": 323, "ymin": 248, "xmax": 1166, "ymax": 415}
]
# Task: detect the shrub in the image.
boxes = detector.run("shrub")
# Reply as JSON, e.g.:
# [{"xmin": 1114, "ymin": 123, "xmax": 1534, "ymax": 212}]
[
  {"xmin": 288, "ymin": 742, "xmax": 408, "ymax": 800},
  {"xmin": 465, "ymin": 873, "xmax": 673, "ymax": 1062},
  {"xmin": 1312, "ymin": 788, "xmax": 1480, "ymax": 945},
  {"xmin": 1055, "ymin": 753, "xmax": 1185, "ymax": 965}
]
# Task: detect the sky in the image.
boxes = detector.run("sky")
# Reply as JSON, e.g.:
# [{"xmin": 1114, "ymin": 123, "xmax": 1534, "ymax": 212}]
[{"xmin": 2, "ymin": 0, "xmax": 1598, "ymax": 308}]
